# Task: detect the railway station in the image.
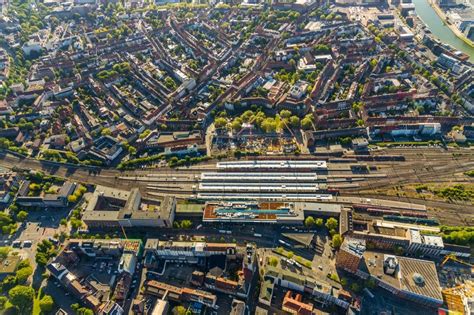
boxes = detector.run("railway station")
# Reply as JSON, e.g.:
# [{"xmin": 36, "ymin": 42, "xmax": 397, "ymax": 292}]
[
  {"xmin": 198, "ymin": 160, "xmax": 332, "ymax": 200},
  {"xmin": 200, "ymin": 172, "xmax": 325, "ymax": 183},
  {"xmin": 215, "ymin": 160, "xmax": 328, "ymax": 171},
  {"xmin": 202, "ymin": 201, "xmax": 305, "ymax": 224}
]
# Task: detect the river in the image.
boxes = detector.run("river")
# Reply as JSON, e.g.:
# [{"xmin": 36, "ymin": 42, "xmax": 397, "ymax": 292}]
[{"xmin": 412, "ymin": 0, "xmax": 474, "ymax": 60}]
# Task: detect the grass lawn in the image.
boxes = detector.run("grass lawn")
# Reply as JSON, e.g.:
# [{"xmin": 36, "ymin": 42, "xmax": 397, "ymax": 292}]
[
  {"xmin": 32, "ymin": 288, "xmax": 43, "ymax": 315},
  {"xmin": 33, "ymin": 295, "xmax": 42, "ymax": 315}
]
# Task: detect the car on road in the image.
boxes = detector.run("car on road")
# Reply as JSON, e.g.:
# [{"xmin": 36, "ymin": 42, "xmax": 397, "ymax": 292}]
[
  {"xmin": 23, "ymin": 240, "xmax": 32, "ymax": 247},
  {"xmin": 48, "ymin": 237, "xmax": 59, "ymax": 245},
  {"xmin": 12, "ymin": 241, "xmax": 21, "ymax": 248}
]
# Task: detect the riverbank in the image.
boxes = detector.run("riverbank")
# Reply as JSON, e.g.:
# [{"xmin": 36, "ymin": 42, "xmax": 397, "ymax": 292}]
[{"xmin": 428, "ymin": 0, "xmax": 474, "ymax": 48}]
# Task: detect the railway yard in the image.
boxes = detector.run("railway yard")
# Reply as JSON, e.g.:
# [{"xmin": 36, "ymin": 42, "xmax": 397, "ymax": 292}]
[
  {"xmin": 1, "ymin": 146, "xmax": 473, "ymax": 226},
  {"xmin": 0, "ymin": 146, "xmax": 472, "ymax": 315}
]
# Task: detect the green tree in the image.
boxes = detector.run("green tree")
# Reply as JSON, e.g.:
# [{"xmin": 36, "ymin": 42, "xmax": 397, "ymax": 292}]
[
  {"xmin": 128, "ymin": 146, "xmax": 137, "ymax": 156},
  {"xmin": 35, "ymin": 253, "xmax": 49, "ymax": 266},
  {"xmin": 370, "ymin": 59, "xmax": 378, "ymax": 68},
  {"xmin": 394, "ymin": 246, "xmax": 405, "ymax": 256},
  {"xmin": 0, "ymin": 247, "xmax": 10, "ymax": 259},
  {"xmin": 0, "ymin": 296, "xmax": 7, "ymax": 310},
  {"xmin": 365, "ymin": 278, "xmax": 376, "ymax": 289},
  {"xmin": 71, "ymin": 303, "xmax": 80, "ymax": 312},
  {"xmin": 17, "ymin": 260, "xmax": 30, "ymax": 270},
  {"xmin": 325, "ymin": 218, "xmax": 338, "ymax": 231},
  {"xmin": 101, "ymin": 128, "xmax": 112, "ymax": 136},
  {"xmin": 289, "ymin": 116, "xmax": 300, "ymax": 128},
  {"xmin": 172, "ymin": 305, "xmax": 187, "ymax": 315},
  {"xmin": 332, "ymin": 234, "xmax": 343, "ymax": 249},
  {"xmin": 16, "ymin": 211, "xmax": 28, "ymax": 222},
  {"xmin": 214, "ymin": 117, "xmax": 227, "ymax": 128},
  {"xmin": 268, "ymin": 257, "xmax": 278, "ymax": 267},
  {"xmin": 350, "ymin": 282, "xmax": 361, "ymax": 292},
  {"xmin": 280, "ymin": 110, "xmax": 292, "ymax": 118},
  {"xmin": 164, "ymin": 77, "xmax": 177, "ymax": 90},
  {"xmin": 39, "ymin": 295, "xmax": 54, "ymax": 312},
  {"xmin": 15, "ymin": 266, "xmax": 33, "ymax": 283},
  {"xmin": 340, "ymin": 277, "xmax": 348, "ymax": 286},
  {"xmin": 2, "ymin": 275, "xmax": 17, "ymax": 291},
  {"xmin": 76, "ymin": 307, "xmax": 94, "ymax": 315},
  {"xmin": 304, "ymin": 216, "xmax": 315, "ymax": 227},
  {"xmin": 261, "ymin": 118, "xmax": 277, "ymax": 133},
  {"xmin": 231, "ymin": 118, "xmax": 242, "ymax": 132},
  {"xmin": 67, "ymin": 195, "xmax": 78, "ymax": 203},
  {"xmin": 315, "ymin": 218, "xmax": 324, "ymax": 227},
  {"xmin": 139, "ymin": 129, "xmax": 151, "ymax": 139},
  {"xmin": 301, "ymin": 117, "xmax": 313, "ymax": 130},
  {"xmin": 70, "ymin": 219, "xmax": 83, "ymax": 230},
  {"xmin": 8, "ymin": 285, "xmax": 34, "ymax": 313},
  {"xmin": 241, "ymin": 110, "xmax": 254, "ymax": 123},
  {"xmin": 180, "ymin": 220, "xmax": 193, "ymax": 229},
  {"xmin": 35, "ymin": 239, "xmax": 56, "ymax": 266}
]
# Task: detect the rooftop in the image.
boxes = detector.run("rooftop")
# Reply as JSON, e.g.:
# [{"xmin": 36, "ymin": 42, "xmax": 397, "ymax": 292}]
[{"xmin": 361, "ymin": 251, "xmax": 443, "ymax": 302}]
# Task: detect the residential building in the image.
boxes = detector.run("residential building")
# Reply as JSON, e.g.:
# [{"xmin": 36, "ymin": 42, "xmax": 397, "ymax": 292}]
[
  {"xmin": 144, "ymin": 239, "xmax": 237, "ymax": 267},
  {"xmin": 282, "ymin": 291, "xmax": 314, "ymax": 315},
  {"xmin": 261, "ymin": 265, "xmax": 350, "ymax": 310},
  {"xmin": 0, "ymin": 172, "xmax": 19, "ymax": 204},
  {"xmin": 145, "ymin": 281, "xmax": 217, "ymax": 308},
  {"xmin": 16, "ymin": 181, "xmax": 77, "ymax": 208}
]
